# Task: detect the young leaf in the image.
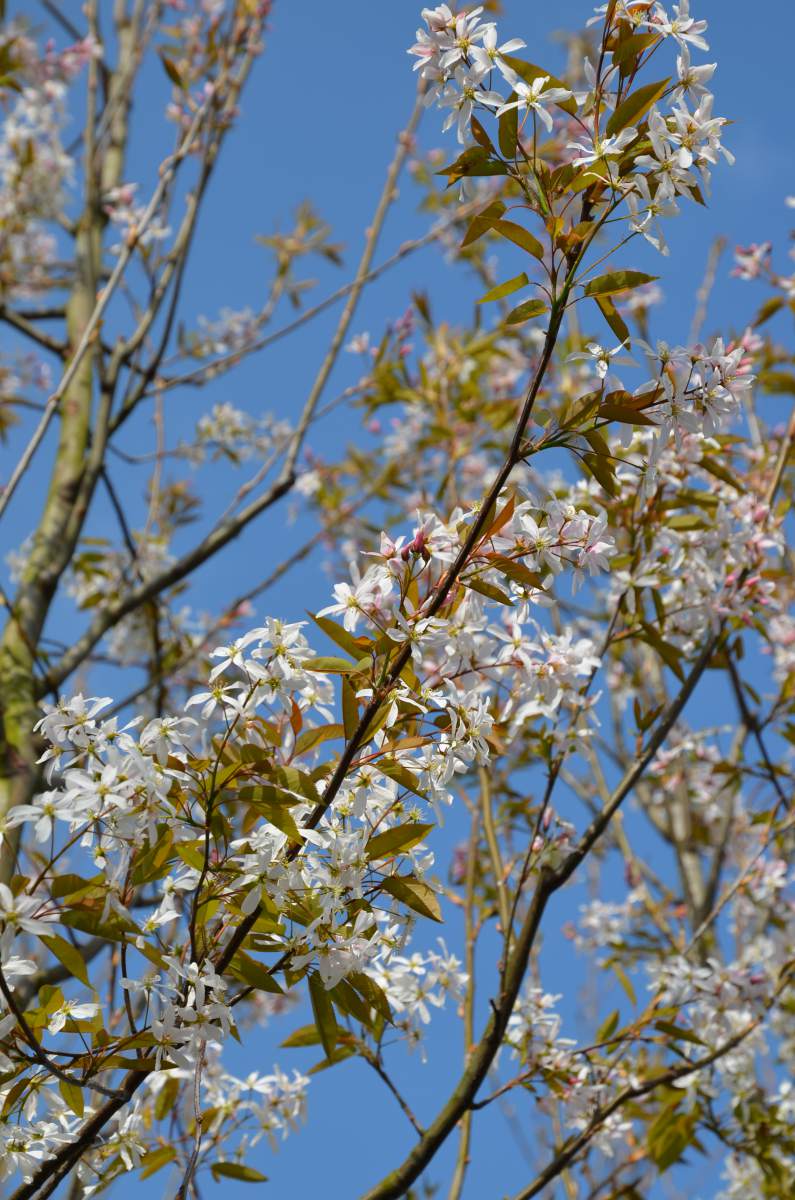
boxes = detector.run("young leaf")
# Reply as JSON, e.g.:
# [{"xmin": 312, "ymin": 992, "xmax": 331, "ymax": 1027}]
[
  {"xmin": 211, "ymin": 1162, "xmax": 269, "ymax": 1183},
  {"xmin": 461, "ymin": 200, "xmax": 506, "ymax": 248},
  {"xmin": 583, "ymin": 270, "xmax": 658, "ymax": 298},
  {"xmin": 612, "ymin": 962, "xmax": 637, "ymax": 1005},
  {"xmin": 505, "ymin": 298, "xmax": 547, "ymax": 325},
  {"xmin": 309, "ymin": 611, "xmax": 372, "ymax": 659},
  {"xmin": 640, "ymin": 622, "xmax": 685, "ymax": 682},
  {"xmin": 381, "ymin": 875, "xmax": 443, "ymax": 922},
  {"xmin": 478, "ymin": 272, "xmax": 529, "ymax": 304},
  {"xmin": 611, "ymin": 31, "xmax": 660, "ymax": 72},
  {"xmin": 492, "ymin": 219, "xmax": 544, "ymax": 261},
  {"xmin": 58, "ymin": 1079, "xmax": 84, "ymax": 1118},
  {"xmin": 598, "ymin": 402, "xmax": 658, "ymax": 426},
  {"xmin": 229, "ymin": 951, "xmax": 285, "ymax": 995},
  {"xmin": 366, "ymin": 822, "xmax": 434, "ymax": 861},
  {"xmin": 41, "ymin": 934, "xmax": 91, "ymax": 989},
  {"xmin": 606, "ymin": 77, "xmax": 670, "ymax": 137},
  {"xmin": 582, "ymin": 451, "xmax": 620, "ymax": 497},
  {"xmin": 140, "ymin": 1146, "xmax": 178, "ymax": 1180},
  {"xmin": 281, "ymin": 1024, "xmax": 323, "ymax": 1048},
  {"xmin": 308, "ymin": 971, "xmax": 339, "ymax": 1058},
  {"xmin": 159, "ymin": 55, "xmax": 185, "ymax": 90},
  {"xmin": 302, "ymin": 656, "xmax": 357, "ymax": 674},
  {"xmin": 594, "ymin": 294, "xmax": 630, "ymax": 346},
  {"xmin": 348, "ymin": 971, "xmax": 393, "ymax": 1024},
  {"xmin": 597, "ymin": 1009, "xmax": 620, "ymax": 1043},
  {"xmin": 498, "ymin": 103, "xmax": 518, "ymax": 157},
  {"xmin": 376, "ymin": 756, "xmax": 426, "ymax": 798}
]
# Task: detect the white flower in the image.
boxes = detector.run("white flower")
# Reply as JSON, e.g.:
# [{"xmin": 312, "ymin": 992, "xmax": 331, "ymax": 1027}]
[
  {"xmin": 653, "ymin": 0, "xmax": 709, "ymax": 51},
  {"xmin": 497, "ymin": 74, "xmax": 572, "ymax": 133},
  {"xmin": 469, "ymin": 26, "xmax": 526, "ymax": 80},
  {"xmin": 47, "ymin": 1000, "xmax": 99, "ymax": 1035},
  {"xmin": 567, "ymin": 127, "xmax": 637, "ymax": 166},
  {"xmin": 439, "ymin": 66, "xmax": 504, "ymax": 144},
  {"xmin": 568, "ymin": 341, "xmax": 633, "ymax": 380},
  {"xmin": 0, "ymin": 883, "xmax": 55, "ymax": 936}
]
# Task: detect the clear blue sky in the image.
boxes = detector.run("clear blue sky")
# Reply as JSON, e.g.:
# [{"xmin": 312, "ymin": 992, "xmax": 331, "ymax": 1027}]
[{"xmin": 5, "ymin": 1, "xmax": 795, "ymax": 1197}]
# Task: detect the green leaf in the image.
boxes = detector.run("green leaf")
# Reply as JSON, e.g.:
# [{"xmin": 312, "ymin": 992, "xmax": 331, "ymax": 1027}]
[
  {"xmin": 760, "ymin": 369, "xmax": 795, "ymax": 395},
  {"xmin": 59, "ymin": 1078, "xmax": 84, "ymax": 1118},
  {"xmin": 505, "ymin": 298, "xmax": 547, "ymax": 326},
  {"xmin": 461, "ymin": 200, "xmax": 506, "ymax": 248},
  {"xmin": 281, "ymin": 1023, "xmax": 322, "ymax": 1049},
  {"xmin": 639, "ymin": 622, "xmax": 685, "ymax": 681},
  {"xmin": 329, "ymin": 978, "xmax": 376, "ymax": 1026},
  {"xmin": 307, "ymin": 1044, "xmax": 357, "ymax": 1074},
  {"xmin": 211, "ymin": 1162, "xmax": 269, "ymax": 1183},
  {"xmin": 611, "ymin": 31, "xmax": 660, "ymax": 71},
  {"xmin": 41, "ymin": 935, "xmax": 91, "ymax": 989},
  {"xmin": 498, "ymin": 104, "xmax": 518, "ymax": 157},
  {"xmin": 229, "ymin": 952, "xmax": 285, "ymax": 995},
  {"xmin": 235, "ymin": 792, "xmax": 304, "ymax": 842},
  {"xmin": 366, "ymin": 822, "xmax": 434, "ymax": 862},
  {"xmin": 469, "ymin": 114, "xmax": 494, "ymax": 151},
  {"xmin": 501, "ymin": 56, "xmax": 576, "ymax": 115},
  {"xmin": 302, "ymin": 656, "xmax": 357, "ymax": 674},
  {"xmin": 598, "ymin": 402, "xmax": 658, "ymax": 426},
  {"xmin": 597, "ymin": 1009, "xmax": 620, "ymax": 1043},
  {"xmin": 667, "ymin": 513, "xmax": 708, "ymax": 530},
  {"xmin": 753, "ymin": 295, "xmax": 784, "ymax": 327},
  {"xmin": 154, "ymin": 1075, "xmax": 180, "ymax": 1120},
  {"xmin": 698, "ymin": 456, "xmax": 745, "ymax": 493},
  {"xmin": 583, "ymin": 270, "xmax": 658, "ymax": 298},
  {"xmin": 50, "ymin": 873, "xmax": 92, "ymax": 899},
  {"xmin": 582, "ymin": 451, "xmax": 620, "ymax": 497},
  {"xmin": 594, "ymin": 294, "xmax": 630, "ymax": 346},
  {"xmin": 381, "ymin": 875, "xmax": 443, "ymax": 922},
  {"xmin": 376, "ymin": 757, "xmax": 426, "ymax": 798},
  {"xmin": 140, "ymin": 1146, "xmax": 178, "ymax": 1180},
  {"xmin": 478, "ymin": 273, "xmax": 529, "ymax": 304},
  {"xmin": 490, "ymin": 555, "xmax": 546, "ymax": 590},
  {"xmin": 606, "ymin": 78, "xmax": 670, "ymax": 137},
  {"xmin": 294, "ymin": 723, "xmax": 344, "ymax": 756},
  {"xmin": 347, "ymin": 971, "xmax": 393, "ymax": 1024},
  {"xmin": 436, "ymin": 145, "xmax": 508, "ymax": 182},
  {"xmin": 309, "ymin": 611, "xmax": 373, "ymax": 660},
  {"xmin": 465, "ymin": 577, "xmax": 513, "ymax": 605},
  {"xmin": 308, "ymin": 971, "xmax": 338, "ymax": 1059},
  {"xmin": 654, "ymin": 1019, "xmax": 704, "ymax": 1046},
  {"xmin": 612, "ymin": 962, "xmax": 637, "ymax": 1005},
  {"xmin": 492, "ymin": 219, "xmax": 544, "ymax": 260},
  {"xmin": 585, "ymin": 428, "xmax": 611, "ymax": 457},
  {"xmin": 159, "ymin": 55, "xmax": 185, "ymax": 91}
]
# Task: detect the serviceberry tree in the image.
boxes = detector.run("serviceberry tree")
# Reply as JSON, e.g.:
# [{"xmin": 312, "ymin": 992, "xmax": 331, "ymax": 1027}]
[{"xmin": 0, "ymin": 2, "xmax": 792, "ymax": 1198}]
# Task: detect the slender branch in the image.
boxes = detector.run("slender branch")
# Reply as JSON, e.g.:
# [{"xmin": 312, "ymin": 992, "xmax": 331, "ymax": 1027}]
[
  {"xmin": 36, "ymin": 87, "xmax": 426, "ymax": 697},
  {"xmin": 0, "ymin": 307, "xmax": 66, "ymax": 357},
  {"xmin": 360, "ymin": 1044, "xmax": 425, "ymax": 1138},
  {"xmin": 447, "ymin": 808, "xmax": 480, "ymax": 1200},
  {"xmin": 0, "ymin": 67, "xmax": 222, "ymax": 525},
  {"xmin": 479, "ymin": 765, "xmax": 511, "ymax": 940},
  {"xmin": 509, "ymin": 974, "xmax": 790, "ymax": 1200},
  {"xmin": 145, "ymin": 203, "xmax": 485, "ymax": 401},
  {"xmin": 0, "ymin": 964, "xmax": 125, "ymax": 1101}
]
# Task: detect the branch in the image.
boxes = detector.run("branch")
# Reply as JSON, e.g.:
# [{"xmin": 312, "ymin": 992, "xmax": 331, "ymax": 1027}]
[
  {"xmin": 36, "ymin": 86, "xmax": 426, "ymax": 697},
  {"xmin": 0, "ymin": 64, "xmax": 224, "ymax": 525},
  {"xmin": 0, "ymin": 307, "xmax": 66, "ymax": 357},
  {"xmin": 509, "ymin": 976, "xmax": 790, "ymax": 1200}
]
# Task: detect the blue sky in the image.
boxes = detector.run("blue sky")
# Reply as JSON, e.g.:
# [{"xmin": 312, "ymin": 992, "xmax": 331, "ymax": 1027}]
[{"xmin": 5, "ymin": 1, "xmax": 795, "ymax": 1197}]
